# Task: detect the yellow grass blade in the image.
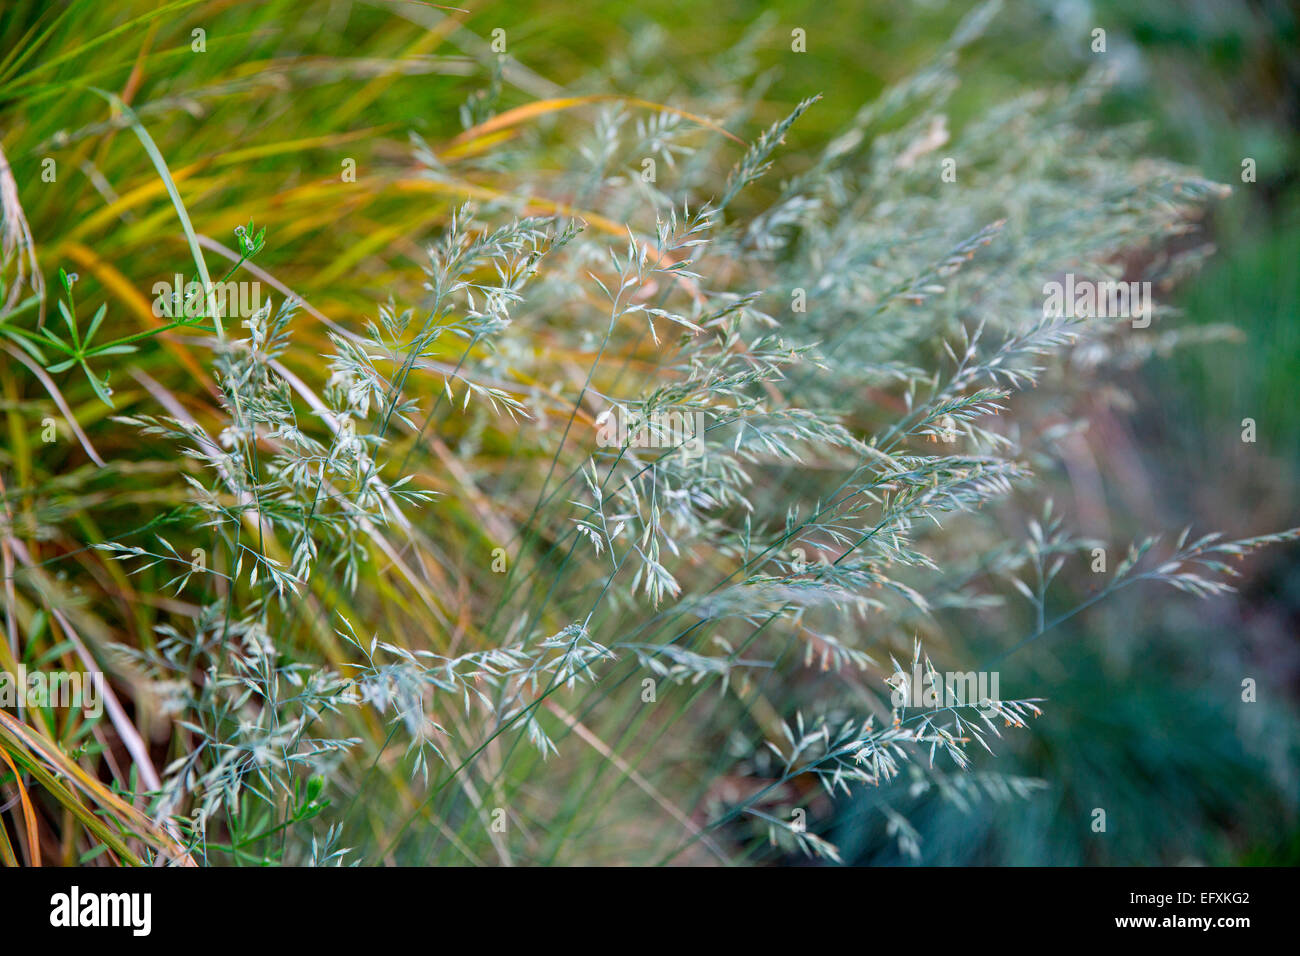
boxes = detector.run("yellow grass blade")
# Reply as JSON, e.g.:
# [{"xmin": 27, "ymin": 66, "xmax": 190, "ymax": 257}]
[{"xmin": 447, "ymin": 95, "xmax": 745, "ymax": 151}]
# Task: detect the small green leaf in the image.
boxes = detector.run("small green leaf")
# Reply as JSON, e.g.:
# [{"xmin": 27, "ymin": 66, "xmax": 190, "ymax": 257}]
[
  {"xmin": 80, "ymin": 361, "xmax": 114, "ymax": 407},
  {"xmin": 84, "ymin": 303, "xmax": 108, "ymax": 345},
  {"xmin": 39, "ymin": 326, "xmax": 73, "ymax": 354},
  {"xmin": 58, "ymin": 298, "xmax": 80, "ymax": 349}
]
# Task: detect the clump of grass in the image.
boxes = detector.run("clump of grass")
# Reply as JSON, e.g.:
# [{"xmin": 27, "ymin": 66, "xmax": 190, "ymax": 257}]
[{"xmin": 1, "ymin": 0, "xmax": 1295, "ymax": 866}]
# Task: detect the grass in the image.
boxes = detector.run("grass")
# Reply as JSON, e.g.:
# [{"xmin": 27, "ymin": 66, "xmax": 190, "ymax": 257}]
[{"xmin": 1, "ymin": 0, "xmax": 1297, "ymax": 867}]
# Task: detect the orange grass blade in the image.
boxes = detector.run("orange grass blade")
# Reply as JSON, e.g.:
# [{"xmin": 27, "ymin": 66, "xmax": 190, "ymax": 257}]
[{"xmin": 0, "ymin": 743, "xmax": 41, "ymax": 866}]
